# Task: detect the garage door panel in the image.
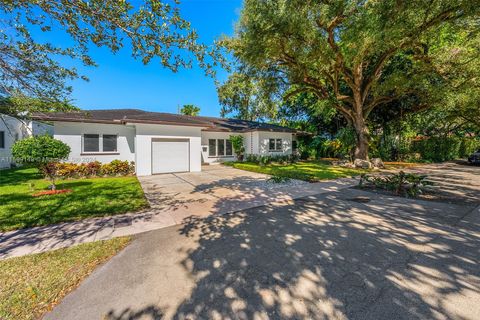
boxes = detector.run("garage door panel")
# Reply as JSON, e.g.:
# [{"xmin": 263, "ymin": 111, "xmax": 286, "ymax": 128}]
[{"xmin": 152, "ymin": 139, "xmax": 189, "ymax": 174}]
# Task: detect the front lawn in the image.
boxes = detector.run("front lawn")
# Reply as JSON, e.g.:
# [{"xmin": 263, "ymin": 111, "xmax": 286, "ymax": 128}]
[
  {"xmin": 226, "ymin": 160, "xmax": 365, "ymax": 182},
  {"xmin": 0, "ymin": 237, "xmax": 131, "ymax": 320},
  {"xmin": 0, "ymin": 167, "xmax": 148, "ymax": 232}
]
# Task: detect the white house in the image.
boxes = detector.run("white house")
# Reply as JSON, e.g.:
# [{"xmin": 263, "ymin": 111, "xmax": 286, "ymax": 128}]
[
  {"xmin": 0, "ymin": 114, "xmax": 54, "ymax": 169},
  {"xmin": 33, "ymin": 109, "xmax": 300, "ymax": 176}
]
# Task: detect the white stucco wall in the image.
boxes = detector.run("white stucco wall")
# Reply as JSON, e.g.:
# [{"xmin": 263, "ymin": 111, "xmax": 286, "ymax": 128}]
[
  {"xmin": 30, "ymin": 121, "xmax": 54, "ymax": 136},
  {"xmin": 0, "ymin": 115, "xmax": 25, "ymax": 168},
  {"xmin": 54, "ymin": 122, "xmax": 136, "ymax": 164},
  {"xmin": 134, "ymin": 123, "xmax": 203, "ymax": 176},
  {"xmin": 201, "ymin": 131, "xmax": 238, "ymax": 164},
  {"xmin": 257, "ymin": 131, "xmax": 293, "ymax": 156}
]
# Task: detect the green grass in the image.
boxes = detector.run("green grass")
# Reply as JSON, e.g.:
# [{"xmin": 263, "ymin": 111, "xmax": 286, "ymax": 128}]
[
  {"xmin": 0, "ymin": 167, "xmax": 148, "ymax": 231},
  {"xmin": 225, "ymin": 160, "xmax": 365, "ymax": 182},
  {"xmin": 0, "ymin": 237, "xmax": 131, "ymax": 320}
]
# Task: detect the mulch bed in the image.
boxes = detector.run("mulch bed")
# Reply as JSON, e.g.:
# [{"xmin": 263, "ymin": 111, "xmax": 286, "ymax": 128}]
[{"xmin": 32, "ymin": 189, "xmax": 73, "ymax": 197}]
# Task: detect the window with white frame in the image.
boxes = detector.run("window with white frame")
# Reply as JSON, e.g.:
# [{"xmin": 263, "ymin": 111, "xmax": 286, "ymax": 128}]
[
  {"xmin": 269, "ymin": 138, "xmax": 283, "ymax": 151},
  {"xmin": 82, "ymin": 134, "xmax": 118, "ymax": 153},
  {"xmin": 0, "ymin": 131, "xmax": 4, "ymax": 149},
  {"xmin": 208, "ymin": 139, "xmax": 233, "ymax": 157}
]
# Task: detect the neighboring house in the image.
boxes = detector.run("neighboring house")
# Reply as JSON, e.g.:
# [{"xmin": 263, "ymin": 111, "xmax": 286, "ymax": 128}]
[
  {"xmin": 33, "ymin": 109, "xmax": 300, "ymax": 176},
  {"xmin": 0, "ymin": 114, "xmax": 54, "ymax": 169}
]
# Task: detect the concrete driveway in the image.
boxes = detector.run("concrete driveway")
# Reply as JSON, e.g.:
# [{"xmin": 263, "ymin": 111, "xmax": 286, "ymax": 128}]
[
  {"xmin": 46, "ymin": 164, "xmax": 480, "ymax": 320},
  {"xmin": 138, "ymin": 165, "xmax": 354, "ymax": 224}
]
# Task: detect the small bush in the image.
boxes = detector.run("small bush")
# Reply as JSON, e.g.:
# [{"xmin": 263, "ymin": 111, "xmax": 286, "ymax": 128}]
[
  {"xmin": 268, "ymin": 175, "xmax": 291, "ymax": 183},
  {"xmin": 243, "ymin": 154, "xmax": 298, "ymax": 165},
  {"xmin": 359, "ymin": 171, "xmax": 432, "ymax": 197}
]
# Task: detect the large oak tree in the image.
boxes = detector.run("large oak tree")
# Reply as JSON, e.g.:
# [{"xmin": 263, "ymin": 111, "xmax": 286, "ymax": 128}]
[{"xmin": 220, "ymin": 0, "xmax": 480, "ymax": 160}]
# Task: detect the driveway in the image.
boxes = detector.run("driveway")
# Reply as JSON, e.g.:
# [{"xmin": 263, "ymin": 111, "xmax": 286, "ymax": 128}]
[
  {"xmin": 138, "ymin": 165, "xmax": 354, "ymax": 224},
  {"xmin": 46, "ymin": 164, "xmax": 480, "ymax": 320},
  {"xmin": 0, "ymin": 165, "xmax": 354, "ymax": 259}
]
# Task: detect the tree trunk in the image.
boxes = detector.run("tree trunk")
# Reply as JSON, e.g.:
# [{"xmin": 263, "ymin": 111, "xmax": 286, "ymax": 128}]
[{"xmin": 353, "ymin": 114, "xmax": 370, "ymax": 161}]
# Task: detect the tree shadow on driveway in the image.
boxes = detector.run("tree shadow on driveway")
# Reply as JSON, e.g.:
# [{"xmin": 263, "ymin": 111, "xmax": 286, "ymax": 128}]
[{"xmin": 173, "ymin": 188, "xmax": 480, "ymax": 319}]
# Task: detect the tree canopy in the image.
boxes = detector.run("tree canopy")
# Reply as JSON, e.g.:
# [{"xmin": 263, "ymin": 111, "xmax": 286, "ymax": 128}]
[
  {"xmin": 220, "ymin": 0, "xmax": 480, "ymax": 160},
  {"xmin": 1, "ymin": 0, "xmax": 217, "ymax": 115},
  {"xmin": 180, "ymin": 104, "xmax": 201, "ymax": 116}
]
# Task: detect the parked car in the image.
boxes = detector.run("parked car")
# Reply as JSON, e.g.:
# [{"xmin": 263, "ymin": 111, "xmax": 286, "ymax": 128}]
[{"xmin": 468, "ymin": 150, "xmax": 480, "ymax": 164}]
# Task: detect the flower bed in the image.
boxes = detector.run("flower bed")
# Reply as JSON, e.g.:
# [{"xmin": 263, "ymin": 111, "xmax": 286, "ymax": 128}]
[{"xmin": 32, "ymin": 189, "xmax": 73, "ymax": 197}]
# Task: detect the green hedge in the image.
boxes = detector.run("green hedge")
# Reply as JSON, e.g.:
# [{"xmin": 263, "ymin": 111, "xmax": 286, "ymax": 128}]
[{"xmin": 411, "ymin": 137, "xmax": 471, "ymax": 162}]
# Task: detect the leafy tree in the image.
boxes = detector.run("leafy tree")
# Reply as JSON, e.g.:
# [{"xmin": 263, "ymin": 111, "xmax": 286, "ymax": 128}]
[
  {"xmin": 221, "ymin": 0, "xmax": 480, "ymax": 160},
  {"xmin": 180, "ymin": 104, "xmax": 201, "ymax": 116},
  {"xmin": 1, "ymin": 0, "xmax": 218, "ymax": 115},
  {"xmin": 12, "ymin": 135, "xmax": 71, "ymax": 189},
  {"xmin": 217, "ymin": 73, "xmax": 277, "ymax": 121}
]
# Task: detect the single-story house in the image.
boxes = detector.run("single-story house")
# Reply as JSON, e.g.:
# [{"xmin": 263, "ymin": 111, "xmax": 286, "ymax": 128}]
[
  {"xmin": 32, "ymin": 109, "xmax": 301, "ymax": 176},
  {"xmin": 0, "ymin": 114, "xmax": 54, "ymax": 169}
]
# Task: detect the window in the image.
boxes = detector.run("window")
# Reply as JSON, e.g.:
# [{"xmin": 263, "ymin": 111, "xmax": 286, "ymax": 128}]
[
  {"xmin": 226, "ymin": 140, "xmax": 233, "ymax": 156},
  {"xmin": 103, "ymin": 134, "xmax": 117, "ymax": 152},
  {"xmin": 208, "ymin": 139, "xmax": 234, "ymax": 157},
  {"xmin": 83, "ymin": 134, "xmax": 118, "ymax": 153},
  {"xmin": 0, "ymin": 131, "xmax": 4, "ymax": 148},
  {"xmin": 218, "ymin": 139, "xmax": 225, "ymax": 156},
  {"xmin": 83, "ymin": 134, "xmax": 99, "ymax": 152},
  {"xmin": 269, "ymin": 139, "xmax": 275, "ymax": 151},
  {"xmin": 269, "ymin": 138, "xmax": 283, "ymax": 151},
  {"xmin": 276, "ymin": 139, "xmax": 282, "ymax": 151},
  {"xmin": 208, "ymin": 139, "xmax": 216, "ymax": 157}
]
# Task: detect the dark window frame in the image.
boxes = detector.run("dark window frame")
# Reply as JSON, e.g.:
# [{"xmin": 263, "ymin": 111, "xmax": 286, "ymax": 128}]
[
  {"xmin": 269, "ymin": 138, "xmax": 283, "ymax": 152},
  {"xmin": 0, "ymin": 131, "xmax": 4, "ymax": 149},
  {"xmin": 102, "ymin": 134, "xmax": 118, "ymax": 152},
  {"xmin": 82, "ymin": 134, "xmax": 118, "ymax": 154}
]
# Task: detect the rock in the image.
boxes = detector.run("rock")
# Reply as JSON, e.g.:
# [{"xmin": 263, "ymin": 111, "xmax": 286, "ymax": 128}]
[
  {"xmin": 371, "ymin": 158, "xmax": 385, "ymax": 169},
  {"xmin": 354, "ymin": 159, "xmax": 372, "ymax": 169}
]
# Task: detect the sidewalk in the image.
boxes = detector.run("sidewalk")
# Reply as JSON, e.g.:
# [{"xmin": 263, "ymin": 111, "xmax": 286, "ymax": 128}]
[{"xmin": 0, "ymin": 178, "xmax": 356, "ymax": 259}]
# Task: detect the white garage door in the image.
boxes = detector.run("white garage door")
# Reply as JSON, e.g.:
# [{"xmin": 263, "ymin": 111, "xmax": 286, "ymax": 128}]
[{"xmin": 152, "ymin": 138, "xmax": 190, "ymax": 174}]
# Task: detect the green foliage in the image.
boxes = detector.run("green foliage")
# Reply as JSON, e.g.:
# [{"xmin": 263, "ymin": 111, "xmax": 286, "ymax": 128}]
[
  {"xmin": 221, "ymin": 0, "xmax": 480, "ymax": 159},
  {"xmin": 1, "ymin": 0, "xmax": 218, "ymax": 111},
  {"xmin": 180, "ymin": 104, "xmax": 201, "ymax": 116},
  {"xmin": 229, "ymin": 135, "xmax": 245, "ymax": 160},
  {"xmin": 411, "ymin": 137, "xmax": 462, "ymax": 162},
  {"xmin": 244, "ymin": 154, "xmax": 298, "ymax": 165},
  {"xmin": 268, "ymin": 175, "xmax": 291, "ymax": 183},
  {"xmin": 50, "ymin": 160, "xmax": 135, "ymax": 179},
  {"xmin": 11, "ymin": 135, "xmax": 70, "ymax": 165},
  {"xmin": 359, "ymin": 171, "xmax": 432, "ymax": 198},
  {"xmin": 217, "ymin": 73, "xmax": 277, "ymax": 121}
]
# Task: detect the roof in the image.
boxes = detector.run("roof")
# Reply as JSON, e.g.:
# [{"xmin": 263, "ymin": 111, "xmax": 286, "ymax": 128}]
[{"xmin": 32, "ymin": 109, "xmax": 297, "ymax": 133}]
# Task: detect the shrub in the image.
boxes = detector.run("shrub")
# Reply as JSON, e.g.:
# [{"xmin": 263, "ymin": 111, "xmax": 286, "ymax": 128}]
[
  {"xmin": 411, "ymin": 137, "xmax": 462, "ymax": 162},
  {"xmin": 459, "ymin": 138, "xmax": 480, "ymax": 158},
  {"xmin": 359, "ymin": 171, "xmax": 432, "ymax": 198},
  {"xmin": 268, "ymin": 175, "xmax": 291, "ymax": 183},
  {"xmin": 52, "ymin": 160, "xmax": 135, "ymax": 179},
  {"xmin": 230, "ymin": 135, "xmax": 245, "ymax": 161},
  {"xmin": 12, "ymin": 135, "xmax": 71, "ymax": 189}
]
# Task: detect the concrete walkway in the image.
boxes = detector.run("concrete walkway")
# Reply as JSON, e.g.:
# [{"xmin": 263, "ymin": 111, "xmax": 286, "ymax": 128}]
[{"xmin": 0, "ymin": 166, "xmax": 356, "ymax": 259}]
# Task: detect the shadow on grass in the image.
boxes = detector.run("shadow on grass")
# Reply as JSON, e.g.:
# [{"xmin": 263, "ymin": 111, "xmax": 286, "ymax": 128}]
[{"xmin": 0, "ymin": 167, "xmax": 41, "ymax": 185}]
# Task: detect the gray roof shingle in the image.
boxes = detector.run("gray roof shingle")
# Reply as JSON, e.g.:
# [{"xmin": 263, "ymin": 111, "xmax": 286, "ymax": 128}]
[{"xmin": 32, "ymin": 109, "xmax": 297, "ymax": 133}]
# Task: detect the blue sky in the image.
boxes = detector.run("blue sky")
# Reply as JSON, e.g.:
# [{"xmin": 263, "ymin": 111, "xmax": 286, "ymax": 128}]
[{"xmin": 61, "ymin": 0, "xmax": 243, "ymax": 117}]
